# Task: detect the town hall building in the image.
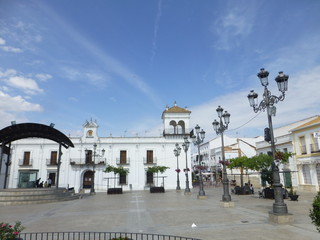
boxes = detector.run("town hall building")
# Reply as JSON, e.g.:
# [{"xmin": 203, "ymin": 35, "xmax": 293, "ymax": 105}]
[{"xmin": 4, "ymin": 103, "xmax": 192, "ymax": 193}]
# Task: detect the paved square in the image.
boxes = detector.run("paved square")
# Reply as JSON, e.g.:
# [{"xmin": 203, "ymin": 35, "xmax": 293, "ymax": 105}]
[{"xmin": 0, "ymin": 187, "xmax": 319, "ymax": 240}]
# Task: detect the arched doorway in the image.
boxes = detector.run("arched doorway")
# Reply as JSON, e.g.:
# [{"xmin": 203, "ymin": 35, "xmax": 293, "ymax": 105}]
[{"xmin": 83, "ymin": 171, "xmax": 94, "ymax": 189}]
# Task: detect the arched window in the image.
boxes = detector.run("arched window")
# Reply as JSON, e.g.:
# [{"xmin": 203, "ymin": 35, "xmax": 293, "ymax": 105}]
[
  {"xmin": 169, "ymin": 120, "xmax": 177, "ymax": 134},
  {"xmin": 177, "ymin": 120, "xmax": 185, "ymax": 134}
]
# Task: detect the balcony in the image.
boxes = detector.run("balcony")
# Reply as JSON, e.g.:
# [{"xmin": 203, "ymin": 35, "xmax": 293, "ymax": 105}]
[
  {"xmin": 116, "ymin": 157, "xmax": 130, "ymax": 165},
  {"xmin": 143, "ymin": 157, "xmax": 157, "ymax": 165},
  {"xmin": 18, "ymin": 159, "xmax": 33, "ymax": 167},
  {"xmin": 163, "ymin": 128, "xmax": 191, "ymax": 136},
  {"xmin": 310, "ymin": 143, "xmax": 320, "ymax": 153},
  {"xmin": 70, "ymin": 158, "xmax": 106, "ymax": 166},
  {"xmin": 46, "ymin": 159, "xmax": 58, "ymax": 166}
]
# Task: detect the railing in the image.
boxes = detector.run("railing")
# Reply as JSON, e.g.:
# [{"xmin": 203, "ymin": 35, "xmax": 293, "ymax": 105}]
[
  {"xmin": 18, "ymin": 158, "xmax": 33, "ymax": 166},
  {"xmin": 310, "ymin": 143, "xmax": 320, "ymax": 153},
  {"xmin": 300, "ymin": 145, "xmax": 307, "ymax": 155},
  {"xmin": 18, "ymin": 232, "xmax": 201, "ymax": 240},
  {"xmin": 143, "ymin": 157, "xmax": 157, "ymax": 165},
  {"xmin": 46, "ymin": 159, "xmax": 58, "ymax": 166},
  {"xmin": 116, "ymin": 157, "xmax": 130, "ymax": 165},
  {"xmin": 163, "ymin": 128, "xmax": 192, "ymax": 136},
  {"xmin": 70, "ymin": 158, "xmax": 106, "ymax": 166}
]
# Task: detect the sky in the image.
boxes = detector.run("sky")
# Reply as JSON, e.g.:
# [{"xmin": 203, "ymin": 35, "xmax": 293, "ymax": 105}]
[{"xmin": 0, "ymin": 0, "xmax": 320, "ymax": 141}]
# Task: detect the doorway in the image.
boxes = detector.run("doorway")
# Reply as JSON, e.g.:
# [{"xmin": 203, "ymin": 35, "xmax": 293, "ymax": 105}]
[{"xmin": 83, "ymin": 171, "xmax": 93, "ymax": 188}]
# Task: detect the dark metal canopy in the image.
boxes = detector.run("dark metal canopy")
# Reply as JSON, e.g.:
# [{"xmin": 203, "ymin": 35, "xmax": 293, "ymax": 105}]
[{"xmin": 0, "ymin": 123, "xmax": 74, "ymax": 148}]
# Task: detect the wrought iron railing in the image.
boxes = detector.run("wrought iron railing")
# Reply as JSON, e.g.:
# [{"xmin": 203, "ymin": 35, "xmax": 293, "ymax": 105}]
[
  {"xmin": 310, "ymin": 143, "xmax": 320, "ymax": 153},
  {"xmin": 18, "ymin": 232, "xmax": 201, "ymax": 240}
]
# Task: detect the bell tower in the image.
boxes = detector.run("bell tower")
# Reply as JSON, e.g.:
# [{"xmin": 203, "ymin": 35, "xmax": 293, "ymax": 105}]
[{"xmin": 162, "ymin": 102, "xmax": 191, "ymax": 139}]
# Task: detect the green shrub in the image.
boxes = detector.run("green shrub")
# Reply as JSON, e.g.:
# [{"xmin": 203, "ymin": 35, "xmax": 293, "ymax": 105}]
[{"xmin": 310, "ymin": 191, "xmax": 320, "ymax": 232}]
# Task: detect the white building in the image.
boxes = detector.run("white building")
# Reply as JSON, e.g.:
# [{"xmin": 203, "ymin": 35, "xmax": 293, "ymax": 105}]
[
  {"xmin": 256, "ymin": 116, "xmax": 319, "ymax": 190},
  {"xmin": 291, "ymin": 116, "xmax": 320, "ymax": 191},
  {"xmin": 5, "ymin": 103, "xmax": 192, "ymax": 193}
]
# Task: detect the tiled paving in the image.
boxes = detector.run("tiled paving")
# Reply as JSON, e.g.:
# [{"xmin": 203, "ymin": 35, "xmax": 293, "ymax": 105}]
[{"xmin": 0, "ymin": 186, "xmax": 319, "ymax": 240}]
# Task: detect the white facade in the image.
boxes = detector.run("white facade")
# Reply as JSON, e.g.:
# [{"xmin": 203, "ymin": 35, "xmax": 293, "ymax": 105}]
[
  {"xmin": 291, "ymin": 116, "xmax": 320, "ymax": 191},
  {"xmin": 5, "ymin": 104, "xmax": 192, "ymax": 193},
  {"xmin": 256, "ymin": 116, "xmax": 319, "ymax": 189}
]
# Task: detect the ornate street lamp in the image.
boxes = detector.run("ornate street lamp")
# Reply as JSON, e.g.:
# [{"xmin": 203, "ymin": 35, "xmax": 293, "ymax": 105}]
[
  {"xmin": 182, "ymin": 137, "xmax": 191, "ymax": 194},
  {"xmin": 247, "ymin": 68, "xmax": 289, "ymax": 215},
  {"xmin": 212, "ymin": 106, "xmax": 231, "ymax": 202},
  {"xmin": 87, "ymin": 143, "xmax": 105, "ymax": 194},
  {"xmin": 174, "ymin": 143, "xmax": 182, "ymax": 190},
  {"xmin": 191, "ymin": 124, "xmax": 206, "ymax": 197}
]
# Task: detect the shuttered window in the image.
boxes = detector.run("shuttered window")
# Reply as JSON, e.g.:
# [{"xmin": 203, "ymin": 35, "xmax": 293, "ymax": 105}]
[
  {"xmin": 147, "ymin": 150, "xmax": 153, "ymax": 164},
  {"xmin": 302, "ymin": 165, "xmax": 312, "ymax": 184},
  {"xmin": 23, "ymin": 152, "xmax": 30, "ymax": 165}
]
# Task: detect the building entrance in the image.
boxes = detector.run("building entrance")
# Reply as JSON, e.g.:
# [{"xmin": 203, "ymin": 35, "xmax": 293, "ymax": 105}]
[{"xmin": 83, "ymin": 171, "xmax": 93, "ymax": 189}]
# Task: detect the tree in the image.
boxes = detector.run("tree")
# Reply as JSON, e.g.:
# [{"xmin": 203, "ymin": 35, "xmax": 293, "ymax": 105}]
[
  {"xmin": 228, "ymin": 156, "xmax": 250, "ymax": 188},
  {"xmin": 228, "ymin": 151, "xmax": 292, "ymax": 188},
  {"xmin": 147, "ymin": 166, "xmax": 169, "ymax": 186},
  {"xmin": 104, "ymin": 165, "xmax": 129, "ymax": 188},
  {"xmin": 310, "ymin": 191, "xmax": 320, "ymax": 232}
]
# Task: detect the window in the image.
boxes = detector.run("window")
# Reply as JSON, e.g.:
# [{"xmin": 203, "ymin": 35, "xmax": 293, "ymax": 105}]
[
  {"xmin": 146, "ymin": 150, "xmax": 153, "ymax": 164},
  {"xmin": 119, "ymin": 172, "xmax": 127, "ymax": 185},
  {"xmin": 302, "ymin": 165, "xmax": 312, "ymax": 184},
  {"xmin": 120, "ymin": 150, "xmax": 127, "ymax": 164},
  {"xmin": 85, "ymin": 150, "xmax": 93, "ymax": 164},
  {"xmin": 316, "ymin": 164, "xmax": 320, "ymax": 186},
  {"xmin": 299, "ymin": 136, "xmax": 307, "ymax": 154},
  {"xmin": 23, "ymin": 152, "xmax": 31, "ymax": 165},
  {"xmin": 50, "ymin": 151, "xmax": 57, "ymax": 165},
  {"xmin": 146, "ymin": 171, "xmax": 153, "ymax": 185},
  {"xmin": 311, "ymin": 133, "xmax": 320, "ymax": 153}
]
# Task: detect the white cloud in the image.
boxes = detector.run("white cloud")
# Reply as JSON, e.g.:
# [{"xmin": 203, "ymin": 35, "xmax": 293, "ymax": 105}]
[
  {"xmin": 40, "ymin": 3, "xmax": 162, "ymax": 108},
  {"xmin": 212, "ymin": 5, "xmax": 255, "ymax": 50},
  {"xmin": 0, "ymin": 91, "xmax": 43, "ymax": 112},
  {"xmin": 0, "ymin": 69, "xmax": 17, "ymax": 78},
  {"xmin": 86, "ymin": 72, "xmax": 108, "ymax": 88},
  {"xmin": 68, "ymin": 97, "xmax": 78, "ymax": 102},
  {"xmin": 188, "ymin": 65, "xmax": 320, "ymax": 140},
  {"xmin": 0, "ymin": 45, "xmax": 23, "ymax": 53},
  {"xmin": 0, "ymin": 37, "xmax": 5, "ymax": 45},
  {"xmin": 6, "ymin": 76, "xmax": 43, "ymax": 94},
  {"xmin": 35, "ymin": 73, "xmax": 52, "ymax": 82}
]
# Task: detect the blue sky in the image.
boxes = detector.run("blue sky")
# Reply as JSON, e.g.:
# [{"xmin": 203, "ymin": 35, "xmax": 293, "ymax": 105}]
[{"xmin": 0, "ymin": 0, "xmax": 320, "ymax": 140}]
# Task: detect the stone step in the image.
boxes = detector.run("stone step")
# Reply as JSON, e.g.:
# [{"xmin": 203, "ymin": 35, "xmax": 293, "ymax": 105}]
[{"xmin": 0, "ymin": 188, "xmax": 80, "ymax": 205}]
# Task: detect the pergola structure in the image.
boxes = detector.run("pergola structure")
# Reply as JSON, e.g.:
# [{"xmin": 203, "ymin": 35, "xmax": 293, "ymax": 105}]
[{"xmin": 0, "ymin": 123, "xmax": 74, "ymax": 189}]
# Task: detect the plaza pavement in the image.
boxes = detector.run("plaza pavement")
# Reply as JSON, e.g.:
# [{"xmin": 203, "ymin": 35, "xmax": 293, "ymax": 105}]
[{"xmin": 0, "ymin": 186, "xmax": 319, "ymax": 240}]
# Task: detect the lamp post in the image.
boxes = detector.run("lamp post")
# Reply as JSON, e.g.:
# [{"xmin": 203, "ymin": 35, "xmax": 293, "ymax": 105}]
[
  {"xmin": 87, "ymin": 143, "xmax": 105, "ymax": 194},
  {"xmin": 212, "ymin": 106, "xmax": 231, "ymax": 202},
  {"xmin": 182, "ymin": 137, "xmax": 191, "ymax": 193},
  {"xmin": 174, "ymin": 143, "xmax": 182, "ymax": 190},
  {"xmin": 247, "ymin": 68, "xmax": 289, "ymax": 215},
  {"xmin": 191, "ymin": 124, "xmax": 206, "ymax": 197}
]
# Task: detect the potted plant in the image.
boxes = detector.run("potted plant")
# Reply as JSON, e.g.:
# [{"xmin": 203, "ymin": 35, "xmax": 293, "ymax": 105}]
[
  {"xmin": 310, "ymin": 190, "xmax": 320, "ymax": 232},
  {"xmin": 147, "ymin": 165, "xmax": 169, "ymax": 193},
  {"xmin": 104, "ymin": 165, "xmax": 129, "ymax": 194},
  {"xmin": 288, "ymin": 186, "xmax": 299, "ymax": 201},
  {"xmin": 0, "ymin": 221, "xmax": 25, "ymax": 240}
]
